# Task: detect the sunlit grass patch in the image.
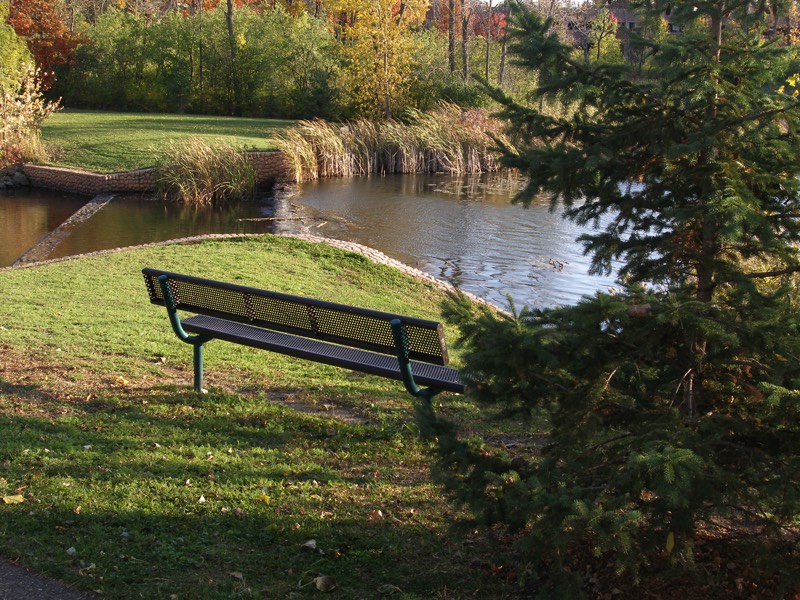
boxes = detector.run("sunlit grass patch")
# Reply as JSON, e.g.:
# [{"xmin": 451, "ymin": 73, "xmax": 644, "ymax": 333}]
[{"xmin": 40, "ymin": 110, "xmax": 292, "ymax": 173}]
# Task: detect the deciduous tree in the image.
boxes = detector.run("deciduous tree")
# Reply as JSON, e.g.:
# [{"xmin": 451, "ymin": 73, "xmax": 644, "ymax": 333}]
[
  {"xmin": 329, "ymin": 0, "xmax": 428, "ymax": 118},
  {"xmin": 8, "ymin": 0, "xmax": 84, "ymax": 88}
]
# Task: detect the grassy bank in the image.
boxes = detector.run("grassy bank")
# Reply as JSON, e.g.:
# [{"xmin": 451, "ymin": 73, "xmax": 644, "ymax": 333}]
[
  {"xmin": 40, "ymin": 111, "xmax": 293, "ymax": 173},
  {"xmin": 0, "ymin": 235, "xmax": 522, "ymax": 599}
]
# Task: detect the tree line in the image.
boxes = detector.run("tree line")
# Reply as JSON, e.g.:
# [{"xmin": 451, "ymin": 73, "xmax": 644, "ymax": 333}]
[
  {"xmin": 4, "ymin": 0, "xmax": 511, "ymax": 119},
  {"xmin": 3, "ymin": 0, "xmax": 677, "ymax": 120}
]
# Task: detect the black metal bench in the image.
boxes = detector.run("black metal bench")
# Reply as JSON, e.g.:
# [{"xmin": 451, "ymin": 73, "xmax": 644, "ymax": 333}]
[{"xmin": 142, "ymin": 268, "xmax": 464, "ymax": 401}]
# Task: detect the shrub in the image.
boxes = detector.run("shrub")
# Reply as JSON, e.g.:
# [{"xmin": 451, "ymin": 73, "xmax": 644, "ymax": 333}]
[{"xmin": 0, "ymin": 64, "xmax": 60, "ymax": 168}]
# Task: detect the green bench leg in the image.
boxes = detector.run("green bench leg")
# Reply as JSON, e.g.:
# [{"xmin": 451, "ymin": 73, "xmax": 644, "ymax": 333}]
[
  {"xmin": 390, "ymin": 319, "xmax": 443, "ymax": 403},
  {"xmin": 193, "ymin": 343, "xmax": 204, "ymax": 393}
]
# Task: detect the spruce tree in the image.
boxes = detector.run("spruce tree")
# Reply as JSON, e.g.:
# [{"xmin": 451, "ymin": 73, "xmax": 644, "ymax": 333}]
[{"xmin": 426, "ymin": 0, "xmax": 800, "ymax": 594}]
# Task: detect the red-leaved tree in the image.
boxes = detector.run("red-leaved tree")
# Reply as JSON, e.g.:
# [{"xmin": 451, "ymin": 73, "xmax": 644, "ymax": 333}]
[{"xmin": 7, "ymin": 0, "xmax": 83, "ymax": 89}]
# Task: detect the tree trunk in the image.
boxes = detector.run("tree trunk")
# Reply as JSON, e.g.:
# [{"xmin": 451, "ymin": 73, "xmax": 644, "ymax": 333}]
[
  {"xmin": 197, "ymin": 0, "xmax": 204, "ymax": 112},
  {"xmin": 384, "ymin": 49, "xmax": 391, "ymax": 118},
  {"xmin": 485, "ymin": 0, "xmax": 492, "ymax": 81},
  {"xmin": 225, "ymin": 0, "xmax": 237, "ymax": 115},
  {"xmin": 448, "ymin": 0, "xmax": 456, "ymax": 73},
  {"xmin": 460, "ymin": 0, "xmax": 469, "ymax": 81},
  {"xmin": 682, "ymin": 2, "xmax": 725, "ymax": 418},
  {"xmin": 498, "ymin": 2, "xmax": 510, "ymax": 87}
]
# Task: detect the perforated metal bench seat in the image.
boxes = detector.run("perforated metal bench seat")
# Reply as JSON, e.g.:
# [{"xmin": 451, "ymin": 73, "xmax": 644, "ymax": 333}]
[
  {"xmin": 181, "ymin": 315, "xmax": 465, "ymax": 393},
  {"xmin": 142, "ymin": 268, "xmax": 465, "ymax": 400}
]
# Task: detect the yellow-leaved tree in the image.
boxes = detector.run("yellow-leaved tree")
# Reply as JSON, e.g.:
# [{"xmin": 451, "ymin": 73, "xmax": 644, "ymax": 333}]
[{"xmin": 328, "ymin": 0, "xmax": 428, "ymax": 118}]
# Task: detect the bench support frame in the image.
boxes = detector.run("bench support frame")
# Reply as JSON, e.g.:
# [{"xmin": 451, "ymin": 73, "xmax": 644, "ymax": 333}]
[
  {"xmin": 158, "ymin": 275, "xmax": 212, "ymax": 392},
  {"xmin": 390, "ymin": 319, "xmax": 442, "ymax": 402}
]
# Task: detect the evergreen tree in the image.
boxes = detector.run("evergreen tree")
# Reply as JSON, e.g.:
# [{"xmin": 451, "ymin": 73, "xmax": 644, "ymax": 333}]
[{"xmin": 427, "ymin": 0, "xmax": 800, "ymax": 593}]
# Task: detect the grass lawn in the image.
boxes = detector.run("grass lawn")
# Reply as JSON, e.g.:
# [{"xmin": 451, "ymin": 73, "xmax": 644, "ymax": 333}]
[
  {"xmin": 40, "ymin": 110, "xmax": 294, "ymax": 173},
  {"xmin": 0, "ymin": 235, "xmax": 525, "ymax": 600}
]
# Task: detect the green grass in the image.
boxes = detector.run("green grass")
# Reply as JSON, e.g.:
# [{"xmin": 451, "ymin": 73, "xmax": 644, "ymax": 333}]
[
  {"xmin": 39, "ymin": 110, "xmax": 294, "ymax": 173},
  {"xmin": 0, "ymin": 235, "xmax": 524, "ymax": 599}
]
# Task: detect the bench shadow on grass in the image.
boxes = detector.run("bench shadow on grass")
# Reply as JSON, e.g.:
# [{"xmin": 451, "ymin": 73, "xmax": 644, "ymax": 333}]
[{"xmin": 0, "ymin": 377, "xmax": 500, "ymax": 598}]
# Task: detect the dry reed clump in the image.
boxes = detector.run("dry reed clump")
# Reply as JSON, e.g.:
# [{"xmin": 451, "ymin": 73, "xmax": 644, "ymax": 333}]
[
  {"xmin": 155, "ymin": 137, "xmax": 256, "ymax": 205},
  {"xmin": 0, "ymin": 133, "xmax": 49, "ymax": 168},
  {"xmin": 273, "ymin": 102, "xmax": 512, "ymax": 182}
]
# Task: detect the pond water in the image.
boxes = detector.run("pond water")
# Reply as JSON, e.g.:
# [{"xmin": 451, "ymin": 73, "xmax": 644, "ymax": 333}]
[
  {"xmin": 291, "ymin": 174, "xmax": 619, "ymax": 308},
  {"xmin": 0, "ymin": 189, "xmax": 87, "ymax": 267},
  {"xmin": 0, "ymin": 188, "xmax": 284, "ymax": 266},
  {"xmin": 0, "ymin": 174, "xmax": 619, "ymax": 308}
]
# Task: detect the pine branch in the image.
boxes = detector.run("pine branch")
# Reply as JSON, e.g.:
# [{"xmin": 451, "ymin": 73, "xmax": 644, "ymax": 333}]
[{"xmin": 745, "ymin": 264, "xmax": 800, "ymax": 278}]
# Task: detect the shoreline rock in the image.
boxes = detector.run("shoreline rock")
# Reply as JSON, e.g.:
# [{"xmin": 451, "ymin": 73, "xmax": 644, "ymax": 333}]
[{"xmin": 0, "ymin": 167, "xmax": 30, "ymax": 190}]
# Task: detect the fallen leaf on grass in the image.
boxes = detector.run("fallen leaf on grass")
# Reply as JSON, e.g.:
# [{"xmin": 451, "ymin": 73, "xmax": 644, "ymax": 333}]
[
  {"xmin": 314, "ymin": 575, "xmax": 337, "ymax": 592},
  {"xmin": 378, "ymin": 583, "xmax": 402, "ymax": 595},
  {"xmin": 302, "ymin": 539, "xmax": 317, "ymax": 550},
  {"xmin": 2, "ymin": 495, "xmax": 24, "ymax": 505},
  {"xmin": 368, "ymin": 509, "xmax": 384, "ymax": 521},
  {"xmin": 230, "ymin": 571, "xmax": 244, "ymax": 581}
]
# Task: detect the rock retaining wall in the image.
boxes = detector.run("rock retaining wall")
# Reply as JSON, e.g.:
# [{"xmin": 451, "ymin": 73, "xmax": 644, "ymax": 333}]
[{"xmin": 22, "ymin": 151, "xmax": 288, "ymax": 196}]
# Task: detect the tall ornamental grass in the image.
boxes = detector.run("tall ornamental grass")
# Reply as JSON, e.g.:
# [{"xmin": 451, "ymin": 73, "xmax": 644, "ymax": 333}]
[
  {"xmin": 155, "ymin": 137, "xmax": 256, "ymax": 205},
  {"xmin": 275, "ymin": 103, "xmax": 511, "ymax": 182}
]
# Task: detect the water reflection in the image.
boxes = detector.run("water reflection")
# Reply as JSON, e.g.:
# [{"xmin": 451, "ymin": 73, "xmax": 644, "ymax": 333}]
[
  {"xmin": 52, "ymin": 194, "xmax": 278, "ymax": 259},
  {"xmin": 0, "ymin": 189, "xmax": 87, "ymax": 266},
  {"xmin": 291, "ymin": 174, "xmax": 619, "ymax": 308},
  {"xmin": 0, "ymin": 188, "xmax": 282, "ymax": 268}
]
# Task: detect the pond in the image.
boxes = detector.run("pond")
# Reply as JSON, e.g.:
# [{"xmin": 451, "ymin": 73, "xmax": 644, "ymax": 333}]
[
  {"xmin": 0, "ymin": 174, "xmax": 619, "ymax": 308},
  {"xmin": 289, "ymin": 174, "xmax": 619, "ymax": 308}
]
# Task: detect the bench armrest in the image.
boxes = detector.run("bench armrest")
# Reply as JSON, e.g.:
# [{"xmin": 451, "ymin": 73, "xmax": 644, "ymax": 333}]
[
  {"xmin": 390, "ymin": 319, "xmax": 443, "ymax": 403},
  {"xmin": 158, "ymin": 275, "xmax": 213, "ymax": 393},
  {"xmin": 158, "ymin": 275, "xmax": 210, "ymax": 345}
]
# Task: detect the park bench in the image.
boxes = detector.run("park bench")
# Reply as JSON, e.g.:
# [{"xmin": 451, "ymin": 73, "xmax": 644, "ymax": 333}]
[{"xmin": 142, "ymin": 268, "xmax": 465, "ymax": 402}]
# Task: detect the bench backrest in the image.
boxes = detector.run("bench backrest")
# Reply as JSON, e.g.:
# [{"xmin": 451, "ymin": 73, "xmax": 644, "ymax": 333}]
[{"xmin": 143, "ymin": 268, "xmax": 450, "ymax": 365}]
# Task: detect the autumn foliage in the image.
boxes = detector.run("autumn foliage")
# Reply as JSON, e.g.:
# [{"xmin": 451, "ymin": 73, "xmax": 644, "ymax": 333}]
[{"xmin": 7, "ymin": 0, "xmax": 83, "ymax": 89}]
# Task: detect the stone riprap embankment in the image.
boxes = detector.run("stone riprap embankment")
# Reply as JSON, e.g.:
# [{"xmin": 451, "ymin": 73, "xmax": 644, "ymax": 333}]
[
  {"xmin": 21, "ymin": 151, "xmax": 288, "ymax": 196},
  {"xmin": 22, "ymin": 165, "xmax": 155, "ymax": 195}
]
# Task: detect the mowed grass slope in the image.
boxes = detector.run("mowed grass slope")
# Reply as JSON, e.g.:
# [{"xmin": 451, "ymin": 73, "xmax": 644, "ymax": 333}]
[
  {"xmin": 40, "ymin": 110, "xmax": 293, "ymax": 173},
  {"xmin": 0, "ymin": 236, "xmax": 509, "ymax": 599}
]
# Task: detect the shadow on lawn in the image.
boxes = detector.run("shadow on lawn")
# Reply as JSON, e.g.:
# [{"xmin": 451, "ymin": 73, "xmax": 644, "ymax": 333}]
[{"xmin": 0, "ymin": 376, "xmax": 510, "ymax": 598}]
